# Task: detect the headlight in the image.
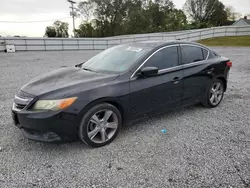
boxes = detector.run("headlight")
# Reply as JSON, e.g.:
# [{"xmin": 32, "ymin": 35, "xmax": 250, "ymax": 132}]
[{"xmin": 32, "ymin": 97, "xmax": 77, "ymax": 111}]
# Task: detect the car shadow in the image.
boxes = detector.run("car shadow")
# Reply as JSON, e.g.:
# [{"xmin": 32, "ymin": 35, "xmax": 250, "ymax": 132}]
[
  {"xmin": 20, "ymin": 104, "xmax": 206, "ymax": 152},
  {"xmin": 121, "ymin": 104, "xmax": 204, "ymax": 132}
]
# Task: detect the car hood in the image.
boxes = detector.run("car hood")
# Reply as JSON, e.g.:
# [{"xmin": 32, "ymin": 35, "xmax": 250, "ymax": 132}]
[{"xmin": 21, "ymin": 67, "xmax": 118, "ymax": 96}]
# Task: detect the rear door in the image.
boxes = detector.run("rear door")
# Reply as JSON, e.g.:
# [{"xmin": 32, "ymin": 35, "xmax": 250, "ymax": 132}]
[
  {"xmin": 180, "ymin": 44, "xmax": 213, "ymax": 105},
  {"xmin": 128, "ymin": 45, "xmax": 184, "ymax": 119}
]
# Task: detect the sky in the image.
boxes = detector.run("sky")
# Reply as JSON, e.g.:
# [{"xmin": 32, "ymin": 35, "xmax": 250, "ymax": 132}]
[{"xmin": 0, "ymin": 0, "xmax": 250, "ymax": 37}]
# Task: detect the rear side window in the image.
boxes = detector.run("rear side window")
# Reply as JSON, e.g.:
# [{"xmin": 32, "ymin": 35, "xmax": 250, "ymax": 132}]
[
  {"xmin": 144, "ymin": 46, "xmax": 179, "ymax": 70},
  {"xmin": 202, "ymin": 49, "xmax": 209, "ymax": 59},
  {"xmin": 181, "ymin": 46, "xmax": 205, "ymax": 64}
]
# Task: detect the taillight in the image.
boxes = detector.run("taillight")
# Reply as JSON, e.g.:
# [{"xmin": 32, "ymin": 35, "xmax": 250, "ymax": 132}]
[{"xmin": 226, "ymin": 61, "xmax": 232, "ymax": 68}]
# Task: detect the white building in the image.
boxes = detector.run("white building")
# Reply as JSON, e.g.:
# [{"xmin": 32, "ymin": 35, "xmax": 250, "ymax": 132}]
[{"xmin": 232, "ymin": 16, "xmax": 250, "ymax": 26}]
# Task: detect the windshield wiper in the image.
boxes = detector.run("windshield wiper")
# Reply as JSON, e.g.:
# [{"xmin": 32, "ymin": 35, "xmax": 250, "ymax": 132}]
[{"xmin": 83, "ymin": 68, "xmax": 98, "ymax": 73}]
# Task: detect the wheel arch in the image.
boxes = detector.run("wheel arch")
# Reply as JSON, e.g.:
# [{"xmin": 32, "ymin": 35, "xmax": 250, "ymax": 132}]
[
  {"xmin": 216, "ymin": 76, "xmax": 227, "ymax": 91},
  {"xmin": 78, "ymin": 97, "xmax": 125, "ymax": 124}
]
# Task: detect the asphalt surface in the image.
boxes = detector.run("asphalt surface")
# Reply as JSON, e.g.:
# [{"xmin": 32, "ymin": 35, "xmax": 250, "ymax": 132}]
[{"xmin": 0, "ymin": 48, "xmax": 250, "ymax": 188}]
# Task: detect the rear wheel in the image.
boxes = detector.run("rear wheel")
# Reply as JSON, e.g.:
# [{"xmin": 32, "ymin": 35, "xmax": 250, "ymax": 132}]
[
  {"xmin": 79, "ymin": 103, "xmax": 122, "ymax": 147},
  {"xmin": 202, "ymin": 79, "xmax": 225, "ymax": 108}
]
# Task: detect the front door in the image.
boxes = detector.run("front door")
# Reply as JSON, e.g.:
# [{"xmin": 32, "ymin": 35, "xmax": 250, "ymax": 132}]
[{"xmin": 128, "ymin": 45, "xmax": 184, "ymax": 119}]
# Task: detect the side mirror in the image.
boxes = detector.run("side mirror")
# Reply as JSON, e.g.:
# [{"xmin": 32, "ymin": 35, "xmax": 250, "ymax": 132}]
[
  {"xmin": 138, "ymin": 67, "xmax": 158, "ymax": 78},
  {"xmin": 75, "ymin": 62, "xmax": 85, "ymax": 68}
]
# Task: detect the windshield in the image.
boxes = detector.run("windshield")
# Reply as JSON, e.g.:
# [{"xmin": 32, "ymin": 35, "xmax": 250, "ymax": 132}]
[{"xmin": 82, "ymin": 45, "xmax": 150, "ymax": 73}]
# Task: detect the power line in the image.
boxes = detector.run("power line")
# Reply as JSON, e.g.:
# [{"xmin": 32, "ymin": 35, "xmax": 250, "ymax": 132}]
[{"xmin": 0, "ymin": 17, "xmax": 71, "ymax": 23}]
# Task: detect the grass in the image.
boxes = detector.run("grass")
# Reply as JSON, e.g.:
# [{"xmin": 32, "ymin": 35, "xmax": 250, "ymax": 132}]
[{"xmin": 197, "ymin": 36, "xmax": 250, "ymax": 46}]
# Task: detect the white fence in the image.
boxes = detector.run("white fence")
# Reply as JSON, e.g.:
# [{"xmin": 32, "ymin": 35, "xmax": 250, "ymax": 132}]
[{"xmin": 1, "ymin": 26, "xmax": 250, "ymax": 52}]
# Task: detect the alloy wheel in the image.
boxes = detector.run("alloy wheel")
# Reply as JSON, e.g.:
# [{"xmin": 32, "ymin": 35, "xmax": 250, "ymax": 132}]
[
  {"xmin": 87, "ymin": 109, "xmax": 118, "ymax": 144},
  {"xmin": 210, "ymin": 82, "xmax": 224, "ymax": 106}
]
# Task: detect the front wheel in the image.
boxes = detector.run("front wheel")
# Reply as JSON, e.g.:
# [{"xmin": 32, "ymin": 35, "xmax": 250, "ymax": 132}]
[
  {"xmin": 202, "ymin": 79, "xmax": 225, "ymax": 108},
  {"xmin": 79, "ymin": 103, "xmax": 122, "ymax": 147}
]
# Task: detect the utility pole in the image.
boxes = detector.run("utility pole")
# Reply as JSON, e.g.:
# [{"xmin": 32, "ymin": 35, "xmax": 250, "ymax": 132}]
[{"xmin": 67, "ymin": 0, "xmax": 77, "ymax": 37}]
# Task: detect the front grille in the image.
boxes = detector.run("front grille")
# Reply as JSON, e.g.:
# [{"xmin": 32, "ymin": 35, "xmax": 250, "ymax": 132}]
[
  {"xmin": 15, "ymin": 103, "xmax": 26, "ymax": 110},
  {"xmin": 13, "ymin": 91, "xmax": 34, "ymax": 111}
]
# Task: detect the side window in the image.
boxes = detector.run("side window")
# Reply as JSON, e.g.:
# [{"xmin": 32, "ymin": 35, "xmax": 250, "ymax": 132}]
[
  {"xmin": 144, "ymin": 47, "xmax": 179, "ymax": 70},
  {"xmin": 181, "ymin": 46, "xmax": 204, "ymax": 64},
  {"xmin": 202, "ymin": 49, "xmax": 209, "ymax": 59}
]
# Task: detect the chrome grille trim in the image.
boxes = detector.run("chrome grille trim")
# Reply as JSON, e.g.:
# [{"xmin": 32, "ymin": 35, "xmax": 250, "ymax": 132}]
[
  {"xmin": 14, "ymin": 95, "xmax": 32, "ymax": 104},
  {"xmin": 13, "ymin": 94, "xmax": 33, "ymax": 112}
]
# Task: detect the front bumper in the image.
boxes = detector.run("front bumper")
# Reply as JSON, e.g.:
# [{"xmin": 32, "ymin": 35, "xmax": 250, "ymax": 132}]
[{"xmin": 11, "ymin": 109, "xmax": 79, "ymax": 142}]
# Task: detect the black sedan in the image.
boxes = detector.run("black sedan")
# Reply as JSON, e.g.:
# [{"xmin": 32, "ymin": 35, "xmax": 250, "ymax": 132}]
[{"xmin": 12, "ymin": 41, "xmax": 232, "ymax": 147}]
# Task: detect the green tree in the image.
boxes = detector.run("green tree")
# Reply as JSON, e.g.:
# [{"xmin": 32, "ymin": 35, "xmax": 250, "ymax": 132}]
[
  {"xmin": 44, "ymin": 21, "xmax": 69, "ymax": 38},
  {"xmin": 225, "ymin": 6, "xmax": 242, "ymax": 21},
  {"xmin": 91, "ymin": 0, "xmax": 128, "ymax": 36},
  {"xmin": 183, "ymin": 0, "xmax": 228, "ymax": 27},
  {"xmin": 210, "ymin": 1, "xmax": 227, "ymax": 26},
  {"xmin": 75, "ymin": 22, "xmax": 95, "ymax": 37},
  {"xmin": 123, "ymin": 0, "xmax": 149, "ymax": 34},
  {"xmin": 76, "ymin": 0, "xmax": 190, "ymax": 37},
  {"xmin": 78, "ymin": 1, "xmax": 94, "ymax": 22},
  {"xmin": 164, "ymin": 9, "xmax": 188, "ymax": 31},
  {"xmin": 45, "ymin": 26, "xmax": 56, "ymax": 37},
  {"xmin": 146, "ymin": 1, "xmax": 166, "ymax": 32}
]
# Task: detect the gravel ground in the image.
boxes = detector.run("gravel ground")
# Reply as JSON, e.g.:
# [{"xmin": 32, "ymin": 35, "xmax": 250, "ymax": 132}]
[{"xmin": 0, "ymin": 48, "xmax": 250, "ymax": 188}]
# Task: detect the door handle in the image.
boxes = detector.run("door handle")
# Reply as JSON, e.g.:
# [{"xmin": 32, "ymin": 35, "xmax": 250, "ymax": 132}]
[
  {"xmin": 206, "ymin": 68, "xmax": 214, "ymax": 74},
  {"xmin": 172, "ymin": 77, "xmax": 181, "ymax": 84}
]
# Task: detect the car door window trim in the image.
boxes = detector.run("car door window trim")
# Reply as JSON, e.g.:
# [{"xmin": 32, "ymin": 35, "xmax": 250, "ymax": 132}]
[
  {"xmin": 158, "ymin": 65, "xmax": 183, "ymax": 74},
  {"xmin": 131, "ymin": 44, "xmax": 179, "ymax": 78},
  {"xmin": 182, "ymin": 60, "xmax": 208, "ymax": 69}
]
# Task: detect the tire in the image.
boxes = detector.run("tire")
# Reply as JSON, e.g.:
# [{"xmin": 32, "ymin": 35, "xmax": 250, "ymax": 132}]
[
  {"xmin": 201, "ymin": 79, "xmax": 225, "ymax": 108},
  {"xmin": 78, "ymin": 103, "xmax": 122, "ymax": 147}
]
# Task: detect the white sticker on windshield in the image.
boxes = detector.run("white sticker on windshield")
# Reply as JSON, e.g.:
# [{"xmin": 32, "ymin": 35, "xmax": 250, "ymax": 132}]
[{"xmin": 126, "ymin": 47, "xmax": 142, "ymax": 52}]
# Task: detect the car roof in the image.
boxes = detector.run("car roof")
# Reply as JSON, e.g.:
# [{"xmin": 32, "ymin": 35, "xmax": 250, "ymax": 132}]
[{"xmin": 128, "ymin": 40, "xmax": 208, "ymax": 50}]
